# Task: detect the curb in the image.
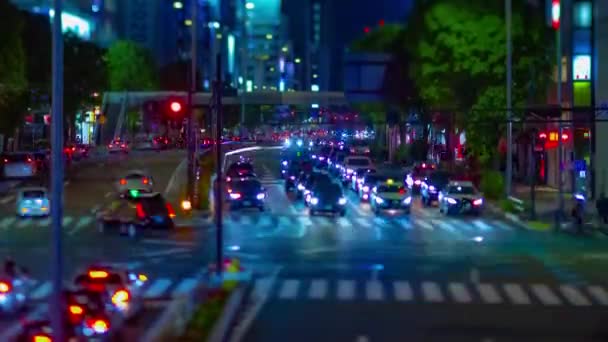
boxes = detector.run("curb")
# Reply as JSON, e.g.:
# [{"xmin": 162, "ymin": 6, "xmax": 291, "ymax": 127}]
[{"xmin": 207, "ymin": 281, "xmax": 253, "ymax": 342}]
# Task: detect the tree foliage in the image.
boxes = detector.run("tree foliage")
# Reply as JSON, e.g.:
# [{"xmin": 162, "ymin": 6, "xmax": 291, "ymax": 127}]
[{"xmin": 105, "ymin": 40, "xmax": 158, "ymax": 91}]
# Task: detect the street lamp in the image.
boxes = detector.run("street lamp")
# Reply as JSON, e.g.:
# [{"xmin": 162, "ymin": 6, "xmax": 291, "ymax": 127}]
[{"xmin": 245, "ymin": 2, "xmax": 255, "ymax": 10}]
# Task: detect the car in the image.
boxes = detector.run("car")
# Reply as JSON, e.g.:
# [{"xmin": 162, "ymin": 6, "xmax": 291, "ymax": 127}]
[
  {"xmin": 308, "ymin": 183, "xmax": 347, "ymax": 216},
  {"xmin": 117, "ymin": 170, "xmax": 154, "ymax": 195},
  {"xmin": 348, "ymin": 140, "xmax": 371, "ymax": 155},
  {"xmin": 226, "ymin": 179, "xmax": 267, "ymax": 211},
  {"xmin": 16, "ymin": 187, "xmax": 50, "ymax": 218},
  {"xmin": 370, "ymin": 179, "xmax": 412, "ymax": 215},
  {"xmin": 438, "ymin": 181, "xmax": 484, "ymax": 216},
  {"xmin": 312, "ymin": 146, "xmax": 333, "ymax": 168},
  {"xmin": 350, "ymin": 167, "xmax": 376, "ymax": 192},
  {"xmin": 420, "ymin": 170, "xmax": 453, "ymax": 206},
  {"xmin": 295, "ymin": 171, "xmax": 332, "ymax": 201},
  {"xmin": 1, "ymin": 153, "xmax": 37, "ymax": 178},
  {"xmin": 405, "ymin": 162, "xmax": 436, "ymax": 193},
  {"xmin": 0, "ymin": 271, "xmax": 34, "ymax": 314},
  {"xmin": 107, "ymin": 139, "xmax": 129, "ymax": 153},
  {"xmin": 226, "ymin": 161, "xmax": 256, "ymax": 183},
  {"xmin": 358, "ymin": 173, "xmax": 390, "ymax": 202},
  {"xmin": 73, "ymin": 264, "xmax": 147, "ymax": 321},
  {"xmin": 341, "ymin": 156, "xmax": 373, "ymax": 183},
  {"xmin": 328, "ymin": 151, "xmax": 348, "ymax": 175},
  {"xmin": 133, "ymin": 137, "xmax": 160, "ymax": 151},
  {"xmin": 97, "ymin": 191, "xmax": 176, "ymax": 238},
  {"xmin": 284, "ymin": 163, "xmax": 305, "ymax": 192}
]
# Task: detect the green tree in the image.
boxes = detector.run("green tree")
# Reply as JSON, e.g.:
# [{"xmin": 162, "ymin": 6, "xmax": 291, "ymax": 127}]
[
  {"xmin": 105, "ymin": 40, "xmax": 158, "ymax": 91},
  {"xmin": 0, "ymin": 0, "xmax": 27, "ymax": 134}
]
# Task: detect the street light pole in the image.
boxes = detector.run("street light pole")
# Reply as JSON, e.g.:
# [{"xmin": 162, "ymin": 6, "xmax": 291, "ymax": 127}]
[
  {"xmin": 555, "ymin": 0, "xmax": 564, "ymax": 218},
  {"xmin": 187, "ymin": 0, "xmax": 198, "ymax": 202},
  {"xmin": 50, "ymin": 0, "xmax": 65, "ymax": 340},
  {"xmin": 214, "ymin": 54, "xmax": 224, "ymax": 278},
  {"xmin": 505, "ymin": 0, "xmax": 513, "ymax": 197}
]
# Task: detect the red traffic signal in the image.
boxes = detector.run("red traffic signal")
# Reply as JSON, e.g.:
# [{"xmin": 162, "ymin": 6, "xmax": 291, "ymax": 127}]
[
  {"xmin": 170, "ymin": 101, "xmax": 182, "ymax": 113},
  {"xmin": 551, "ymin": 0, "xmax": 560, "ymax": 30}
]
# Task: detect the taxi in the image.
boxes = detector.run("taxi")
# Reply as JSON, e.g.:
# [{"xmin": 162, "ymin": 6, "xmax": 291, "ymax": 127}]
[{"xmin": 370, "ymin": 178, "xmax": 412, "ymax": 215}]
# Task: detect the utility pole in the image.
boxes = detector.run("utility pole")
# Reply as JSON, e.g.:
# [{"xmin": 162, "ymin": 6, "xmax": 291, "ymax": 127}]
[
  {"xmin": 555, "ymin": 0, "xmax": 565, "ymax": 220},
  {"xmin": 505, "ymin": 0, "xmax": 513, "ymax": 197},
  {"xmin": 214, "ymin": 54, "xmax": 224, "ymax": 278},
  {"xmin": 50, "ymin": 0, "xmax": 65, "ymax": 340},
  {"xmin": 186, "ymin": 0, "xmax": 198, "ymax": 201}
]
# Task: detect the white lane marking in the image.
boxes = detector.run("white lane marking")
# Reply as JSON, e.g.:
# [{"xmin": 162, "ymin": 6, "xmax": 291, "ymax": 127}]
[
  {"xmin": 503, "ymin": 283, "xmax": 531, "ymax": 305},
  {"xmin": 143, "ymin": 278, "xmax": 173, "ymax": 298},
  {"xmin": 0, "ymin": 195, "xmax": 15, "ymax": 204},
  {"xmin": 421, "ymin": 282, "xmax": 443, "ymax": 302},
  {"xmin": 337, "ymin": 280, "xmax": 356, "ymax": 300},
  {"xmin": 308, "ymin": 279, "xmax": 328, "ymax": 299},
  {"xmin": 365, "ymin": 281, "xmax": 384, "ymax": 301},
  {"xmin": 472, "ymin": 220, "xmax": 493, "ymax": 231},
  {"xmin": 415, "ymin": 219, "xmax": 433, "ymax": 230},
  {"xmin": 62, "ymin": 216, "xmax": 74, "ymax": 227},
  {"xmin": 165, "ymin": 157, "xmax": 187, "ymax": 196},
  {"xmin": 587, "ymin": 286, "xmax": 608, "ymax": 305},
  {"xmin": 17, "ymin": 219, "xmax": 32, "ymax": 228},
  {"xmin": 105, "ymin": 192, "xmax": 113, "ymax": 198},
  {"xmin": 0, "ymin": 217, "xmax": 16, "ymax": 229},
  {"xmin": 38, "ymin": 218, "xmax": 51, "ymax": 227},
  {"xmin": 393, "ymin": 281, "xmax": 413, "ymax": 301},
  {"xmin": 432, "ymin": 219, "xmax": 455, "ymax": 233},
  {"xmin": 559, "ymin": 285, "xmax": 591, "ymax": 306},
  {"xmin": 68, "ymin": 216, "xmax": 94, "ymax": 235},
  {"xmin": 278, "ymin": 279, "xmax": 300, "ymax": 299},
  {"xmin": 135, "ymin": 247, "xmax": 190, "ymax": 258},
  {"xmin": 448, "ymin": 282, "xmax": 472, "ymax": 303},
  {"xmin": 531, "ymin": 284, "xmax": 562, "ymax": 305},
  {"xmin": 355, "ymin": 217, "xmax": 372, "ymax": 228},
  {"xmin": 491, "ymin": 220, "xmax": 513, "ymax": 231},
  {"xmin": 171, "ymin": 278, "xmax": 198, "ymax": 296},
  {"xmin": 31, "ymin": 281, "xmax": 53, "ymax": 299},
  {"xmin": 476, "ymin": 283, "xmax": 502, "ymax": 304},
  {"xmin": 337, "ymin": 217, "xmax": 350, "ymax": 228}
]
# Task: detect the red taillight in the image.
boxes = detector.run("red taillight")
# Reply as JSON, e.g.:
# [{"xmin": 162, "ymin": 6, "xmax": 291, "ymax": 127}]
[
  {"xmin": 166, "ymin": 203, "xmax": 176, "ymax": 218},
  {"xmin": 108, "ymin": 144, "xmax": 113, "ymax": 148},
  {"xmin": 27, "ymin": 157, "xmax": 33, "ymax": 163},
  {"xmin": 121, "ymin": 144, "xmax": 126, "ymax": 148},
  {"xmin": 120, "ymin": 178, "xmax": 127, "ymax": 185},
  {"xmin": 33, "ymin": 335, "xmax": 52, "ymax": 342},
  {"xmin": 111, "ymin": 289, "xmax": 130, "ymax": 305},
  {"xmin": 136, "ymin": 203, "xmax": 146, "ymax": 219},
  {"xmin": 399, "ymin": 188, "xmax": 406, "ymax": 195},
  {"xmin": 142, "ymin": 177, "xmax": 149, "ymax": 185},
  {"xmin": 0, "ymin": 281, "xmax": 11, "ymax": 293},
  {"xmin": 69, "ymin": 305, "xmax": 84, "ymax": 315},
  {"xmin": 86, "ymin": 318, "xmax": 109, "ymax": 333}
]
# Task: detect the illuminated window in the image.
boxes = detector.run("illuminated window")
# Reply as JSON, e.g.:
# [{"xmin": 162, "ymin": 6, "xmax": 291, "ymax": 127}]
[{"xmin": 573, "ymin": 2, "xmax": 592, "ymax": 28}]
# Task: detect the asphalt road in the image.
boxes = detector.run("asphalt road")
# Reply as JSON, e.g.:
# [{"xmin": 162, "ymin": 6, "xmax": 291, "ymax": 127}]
[
  {"xmin": 0, "ymin": 149, "xmax": 202, "ymax": 340},
  {"xmin": 207, "ymin": 148, "xmax": 608, "ymax": 342}
]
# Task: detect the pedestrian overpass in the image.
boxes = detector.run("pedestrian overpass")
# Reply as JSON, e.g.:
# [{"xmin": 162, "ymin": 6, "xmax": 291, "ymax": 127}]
[{"xmin": 98, "ymin": 91, "xmax": 348, "ymax": 144}]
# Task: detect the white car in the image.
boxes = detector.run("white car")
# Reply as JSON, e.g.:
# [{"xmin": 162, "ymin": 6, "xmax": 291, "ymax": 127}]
[
  {"xmin": 2, "ymin": 153, "xmax": 37, "ymax": 178},
  {"xmin": 341, "ymin": 156, "xmax": 373, "ymax": 182},
  {"xmin": 16, "ymin": 187, "xmax": 50, "ymax": 217},
  {"xmin": 108, "ymin": 139, "xmax": 129, "ymax": 153},
  {"xmin": 117, "ymin": 171, "xmax": 154, "ymax": 194},
  {"xmin": 438, "ymin": 181, "xmax": 484, "ymax": 216}
]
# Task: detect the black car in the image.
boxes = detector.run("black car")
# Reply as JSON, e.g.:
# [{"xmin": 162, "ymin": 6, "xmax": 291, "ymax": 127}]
[
  {"xmin": 358, "ymin": 173, "xmax": 390, "ymax": 202},
  {"xmin": 313, "ymin": 146, "xmax": 333, "ymax": 168},
  {"xmin": 405, "ymin": 163, "xmax": 436, "ymax": 193},
  {"xmin": 328, "ymin": 151, "xmax": 348, "ymax": 175},
  {"xmin": 308, "ymin": 183, "xmax": 347, "ymax": 216},
  {"xmin": 421, "ymin": 171, "xmax": 452, "ymax": 206},
  {"xmin": 285, "ymin": 163, "xmax": 306, "ymax": 192},
  {"xmin": 226, "ymin": 179, "xmax": 267, "ymax": 211},
  {"xmin": 97, "ymin": 191, "xmax": 176, "ymax": 238},
  {"xmin": 296, "ymin": 171, "xmax": 332, "ymax": 200}
]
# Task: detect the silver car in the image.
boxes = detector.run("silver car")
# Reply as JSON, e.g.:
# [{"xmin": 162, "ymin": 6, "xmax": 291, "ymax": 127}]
[
  {"xmin": 116, "ymin": 170, "xmax": 154, "ymax": 195},
  {"xmin": 1, "ymin": 153, "xmax": 37, "ymax": 178}
]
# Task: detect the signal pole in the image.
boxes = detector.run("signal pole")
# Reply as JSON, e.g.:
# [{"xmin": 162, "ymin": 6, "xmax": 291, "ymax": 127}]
[
  {"xmin": 505, "ymin": 0, "xmax": 513, "ymax": 197},
  {"xmin": 553, "ymin": 0, "xmax": 565, "ymax": 222},
  {"xmin": 50, "ymin": 0, "xmax": 65, "ymax": 340},
  {"xmin": 186, "ymin": 0, "xmax": 198, "ymax": 201},
  {"xmin": 214, "ymin": 54, "xmax": 224, "ymax": 277}
]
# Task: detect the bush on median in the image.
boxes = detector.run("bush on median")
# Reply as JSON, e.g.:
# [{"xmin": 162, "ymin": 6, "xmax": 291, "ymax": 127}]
[
  {"xmin": 179, "ymin": 288, "xmax": 232, "ymax": 342},
  {"xmin": 479, "ymin": 170, "xmax": 504, "ymax": 200}
]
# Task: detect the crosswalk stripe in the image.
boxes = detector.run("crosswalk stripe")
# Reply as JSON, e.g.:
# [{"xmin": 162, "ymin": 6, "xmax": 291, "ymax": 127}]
[
  {"xmin": 421, "ymin": 282, "xmax": 443, "ymax": 302},
  {"xmin": 393, "ymin": 281, "xmax": 413, "ymax": 301},
  {"xmin": 337, "ymin": 217, "xmax": 350, "ymax": 228},
  {"xmin": 298, "ymin": 216, "xmax": 312, "ymax": 227},
  {"xmin": 143, "ymin": 278, "xmax": 173, "ymax": 298},
  {"xmin": 366, "ymin": 281, "xmax": 384, "ymax": 300},
  {"xmin": 171, "ymin": 278, "xmax": 198, "ymax": 296},
  {"xmin": 31, "ymin": 281, "xmax": 52, "ymax": 300},
  {"xmin": 278, "ymin": 279, "xmax": 300, "ymax": 299},
  {"xmin": 308, "ymin": 279, "xmax": 328, "ymax": 299},
  {"xmin": 0, "ymin": 195, "xmax": 14, "ymax": 205},
  {"xmin": 0, "ymin": 217, "xmax": 16, "ymax": 229},
  {"xmin": 559, "ymin": 285, "xmax": 591, "ymax": 306},
  {"xmin": 472, "ymin": 220, "xmax": 493, "ymax": 231},
  {"xmin": 373, "ymin": 217, "xmax": 384, "ymax": 226},
  {"xmin": 253, "ymin": 278, "xmax": 274, "ymax": 298},
  {"xmin": 278, "ymin": 216, "xmax": 291, "ymax": 226},
  {"xmin": 432, "ymin": 219, "xmax": 452, "ymax": 232},
  {"xmin": 415, "ymin": 219, "xmax": 433, "ymax": 230},
  {"xmin": 38, "ymin": 218, "xmax": 51, "ymax": 227},
  {"xmin": 356, "ymin": 217, "xmax": 372, "ymax": 228},
  {"xmin": 396, "ymin": 218, "xmax": 412, "ymax": 229},
  {"xmin": 476, "ymin": 284, "xmax": 502, "ymax": 304},
  {"xmin": 448, "ymin": 282, "xmax": 472, "ymax": 303},
  {"xmin": 240, "ymin": 216, "xmax": 253, "ymax": 225},
  {"xmin": 587, "ymin": 286, "xmax": 608, "ymax": 305},
  {"xmin": 491, "ymin": 220, "xmax": 513, "ymax": 231},
  {"xmin": 531, "ymin": 284, "xmax": 561, "ymax": 305},
  {"xmin": 258, "ymin": 216, "xmax": 272, "ymax": 227},
  {"xmin": 62, "ymin": 216, "xmax": 74, "ymax": 227},
  {"xmin": 76, "ymin": 216, "xmax": 93, "ymax": 228},
  {"xmin": 448, "ymin": 219, "xmax": 469, "ymax": 231},
  {"xmin": 337, "ymin": 280, "xmax": 356, "ymax": 300},
  {"xmin": 503, "ymin": 283, "xmax": 531, "ymax": 305},
  {"xmin": 17, "ymin": 219, "xmax": 32, "ymax": 228}
]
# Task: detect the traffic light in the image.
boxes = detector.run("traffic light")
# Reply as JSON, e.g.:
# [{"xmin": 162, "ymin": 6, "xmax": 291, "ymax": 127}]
[
  {"xmin": 170, "ymin": 101, "xmax": 182, "ymax": 113},
  {"xmin": 551, "ymin": 0, "xmax": 560, "ymax": 30}
]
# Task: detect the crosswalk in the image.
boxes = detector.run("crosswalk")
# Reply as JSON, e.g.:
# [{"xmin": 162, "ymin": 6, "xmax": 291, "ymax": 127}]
[
  {"xmin": 223, "ymin": 214, "xmax": 515, "ymax": 234},
  {"xmin": 255, "ymin": 277, "xmax": 608, "ymax": 307},
  {"xmin": 27, "ymin": 276, "xmax": 200, "ymax": 301},
  {"xmin": 0, "ymin": 215, "xmax": 97, "ymax": 230}
]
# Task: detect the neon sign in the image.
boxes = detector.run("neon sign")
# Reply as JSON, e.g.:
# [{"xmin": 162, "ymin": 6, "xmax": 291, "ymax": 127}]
[
  {"xmin": 49, "ymin": 10, "xmax": 92, "ymax": 40},
  {"xmin": 573, "ymin": 55, "xmax": 591, "ymax": 81}
]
